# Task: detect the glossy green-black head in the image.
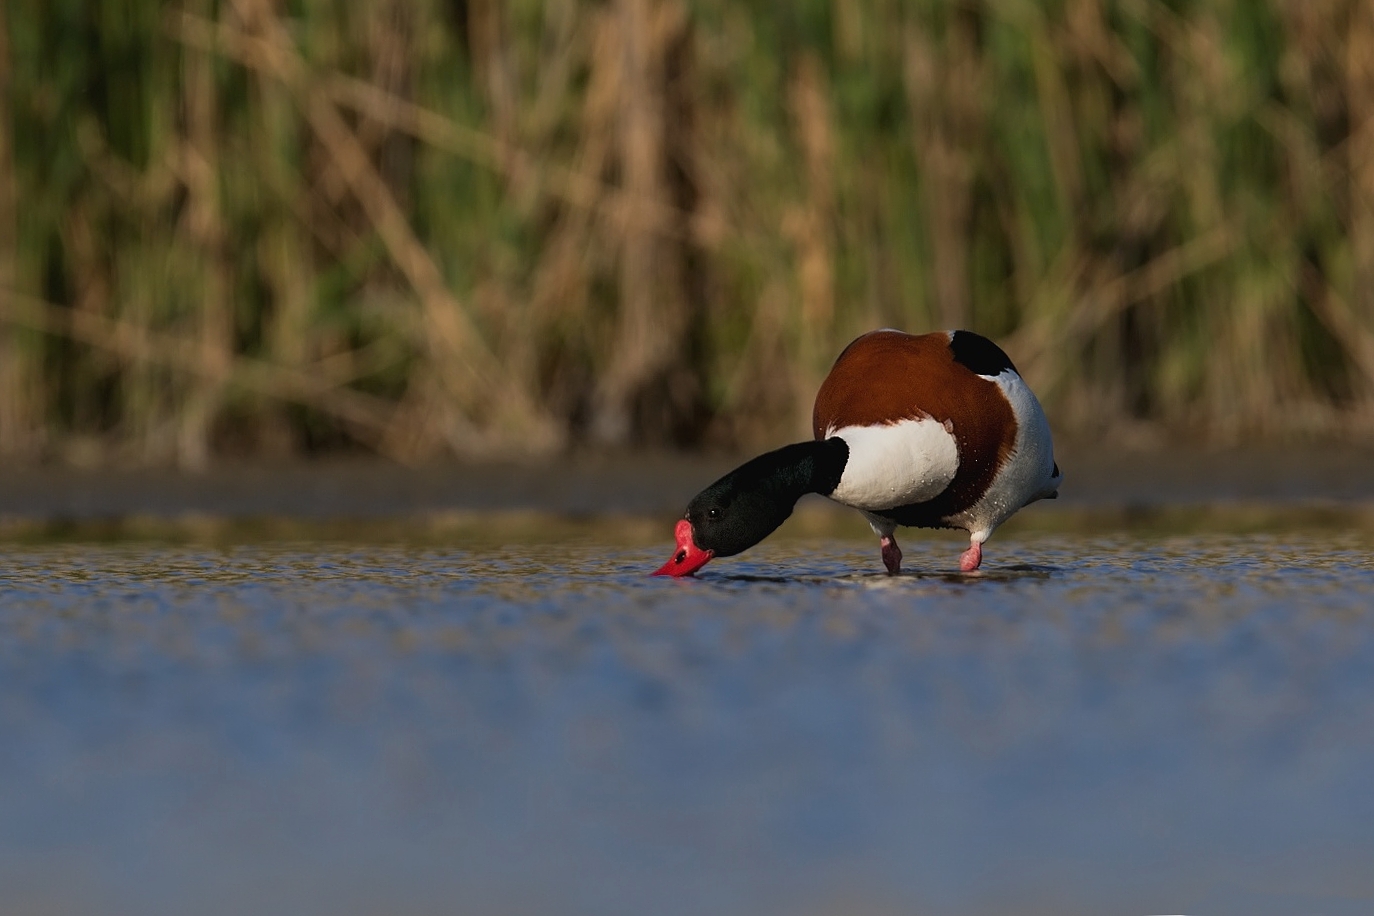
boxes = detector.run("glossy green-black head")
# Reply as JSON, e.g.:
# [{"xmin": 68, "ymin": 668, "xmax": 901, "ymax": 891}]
[{"xmin": 653, "ymin": 439, "xmax": 848, "ymax": 577}]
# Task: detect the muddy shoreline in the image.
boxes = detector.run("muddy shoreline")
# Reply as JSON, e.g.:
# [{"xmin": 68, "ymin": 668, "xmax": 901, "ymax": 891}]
[{"xmin": 1, "ymin": 446, "xmax": 1371, "ymax": 523}]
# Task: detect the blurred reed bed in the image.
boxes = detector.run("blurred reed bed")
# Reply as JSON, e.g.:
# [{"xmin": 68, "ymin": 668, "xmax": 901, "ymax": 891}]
[{"xmin": 2, "ymin": 0, "xmax": 1374, "ymax": 467}]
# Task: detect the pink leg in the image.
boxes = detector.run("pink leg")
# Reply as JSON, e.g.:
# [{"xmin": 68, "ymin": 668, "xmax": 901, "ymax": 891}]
[
  {"xmin": 880, "ymin": 535, "xmax": 902, "ymax": 576},
  {"xmin": 959, "ymin": 540, "xmax": 982, "ymax": 572}
]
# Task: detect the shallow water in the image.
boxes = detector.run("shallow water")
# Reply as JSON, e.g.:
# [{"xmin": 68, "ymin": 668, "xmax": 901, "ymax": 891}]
[{"xmin": 3, "ymin": 533, "xmax": 1374, "ymax": 916}]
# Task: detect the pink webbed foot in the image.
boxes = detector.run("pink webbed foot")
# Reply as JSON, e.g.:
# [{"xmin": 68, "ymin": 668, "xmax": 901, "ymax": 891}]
[
  {"xmin": 880, "ymin": 535, "xmax": 902, "ymax": 576},
  {"xmin": 959, "ymin": 541, "xmax": 982, "ymax": 572}
]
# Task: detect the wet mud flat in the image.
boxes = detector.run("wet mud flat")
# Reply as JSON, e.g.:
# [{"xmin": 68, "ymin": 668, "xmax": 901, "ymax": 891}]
[
  {"xmin": 1, "ymin": 451, "xmax": 1374, "ymax": 916},
  {"xmin": 1, "ymin": 444, "xmax": 1373, "ymax": 537}
]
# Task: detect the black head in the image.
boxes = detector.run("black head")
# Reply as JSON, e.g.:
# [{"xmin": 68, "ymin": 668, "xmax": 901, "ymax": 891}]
[
  {"xmin": 683, "ymin": 470, "xmax": 795, "ymax": 559},
  {"xmin": 654, "ymin": 439, "xmax": 849, "ymax": 576}
]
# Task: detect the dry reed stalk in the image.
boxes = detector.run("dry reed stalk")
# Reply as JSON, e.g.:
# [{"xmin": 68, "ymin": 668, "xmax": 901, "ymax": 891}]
[
  {"xmin": 226, "ymin": 0, "xmax": 561, "ymax": 457},
  {"xmin": 467, "ymin": 0, "xmax": 518, "ymax": 155},
  {"xmin": 522, "ymin": 3, "xmax": 618, "ymax": 417},
  {"xmin": 784, "ymin": 51, "xmax": 836, "ymax": 426},
  {"xmin": 1348, "ymin": 0, "xmax": 1374, "ymax": 326},
  {"xmin": 1300, "ymin": 264, "xmax": 1374, "ymax": 400},
  {"xmin": 905, "ymin": 13, "xmax": 982, "ymax": 330},
  {"xmin": 1023, "ymin": 11, "xmax": 1084, "ymax": 261},
  {"xmin": 709, "ymin": 277, "xmax": 794, "ymax": 447},
  {"xmin": 14, "ymin": 0, "xmax": 1374, "ymax": 458},
  {"xmin": 358, "ymin": 0, "xmax": 416, "ymax": 206},
  {"xmin": 1066, "ymin": 0, "xmax": 1140, "ymax": 89},
  {"xmin": 1165, "ymin": 11, "xmax": 1280, "ymax": 432},
  {"xmin": 588, "ymin": 0, "xmax": 693, "ymax": 445},
  {"xmin": 1075, "ymin": 230, "xmax": 1235, "ymax": 350},
  {"xmin": 70, "ymin": 111, "xmax": 179, "ymax": 462},
  {"xmin": 251, "ymin": 21, "xmax": 316, "ymax": 456},
  {"xmin": 1007, "ymin": 225, "xmax": 1236, "ymax": 405},
  {"xmin": 0, "ymin": 12, "xmax": 37, "ymax": 458},
  {"xmin": 0, "ymin": 291, "xmax": 401, "ymax": 454},
  {"xmin": 176, "ymin": 0, "xmax": 234, "ymax": 469},
  {"xmin": 524, "ymin": 0, "xmax": 581, "ymax": 140},
  {"xmin": 61, "ymin": 199, "xmax": 117, "ymax": 449},
  {"xmin": 590, "ymin": 0, "xmax": 663, "ymax": 443},
  {"xmin": 165, "ymin": 10, "xmax": 719, "ymax": 245}
]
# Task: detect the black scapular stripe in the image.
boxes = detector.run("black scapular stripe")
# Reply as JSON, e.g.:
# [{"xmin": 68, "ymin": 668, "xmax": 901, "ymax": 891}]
[{"xmin": 949, "ymin": 330, "xmax": 1017, "ymax": 377}]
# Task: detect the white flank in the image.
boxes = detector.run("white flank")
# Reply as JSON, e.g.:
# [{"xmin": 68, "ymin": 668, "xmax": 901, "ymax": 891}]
[
  {"xmin": 826, "ymin": 419, "xmax": 959, "ymax": 512},
  {"xmin": 949, "ymin": 370, "xmax": 1061, "ymax": 542}
]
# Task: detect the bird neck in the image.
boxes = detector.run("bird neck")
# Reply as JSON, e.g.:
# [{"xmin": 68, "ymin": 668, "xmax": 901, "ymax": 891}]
[
  {"xmin": 681, "ymin": 437, "xmax": 850, "ymax": 560},
  {"xmin": 728, "ymin": 437, "xmax": 849, "ymax": 505}
]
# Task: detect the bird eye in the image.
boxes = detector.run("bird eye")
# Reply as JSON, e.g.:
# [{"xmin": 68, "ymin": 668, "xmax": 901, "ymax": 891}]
[{"xmin": 708, "ymin": 508, "xmax": 720, "ymax": 519}]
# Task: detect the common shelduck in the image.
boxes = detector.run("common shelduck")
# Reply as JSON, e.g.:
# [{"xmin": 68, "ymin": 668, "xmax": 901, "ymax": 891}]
[{"xmin": 654, "ymin": 329, "xmax": 1062, "ymax": 577}]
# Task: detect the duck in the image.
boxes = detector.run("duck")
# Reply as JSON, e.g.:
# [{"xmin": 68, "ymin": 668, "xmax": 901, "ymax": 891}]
[{"xmin": 653, "ymin": 329, "xmax": 1062, "ymax": 577}]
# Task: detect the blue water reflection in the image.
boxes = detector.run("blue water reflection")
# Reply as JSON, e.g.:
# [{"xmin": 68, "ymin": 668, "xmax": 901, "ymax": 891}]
[{"xmin": 1, "ymin": 535, "xmax": 1372, "ymax": 916}]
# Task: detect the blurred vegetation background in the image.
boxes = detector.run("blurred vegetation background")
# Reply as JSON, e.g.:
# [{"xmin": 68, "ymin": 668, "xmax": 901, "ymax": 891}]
[{"xmin": 2, "ymin": 0, "xmax": 1374, "ymax": 467}]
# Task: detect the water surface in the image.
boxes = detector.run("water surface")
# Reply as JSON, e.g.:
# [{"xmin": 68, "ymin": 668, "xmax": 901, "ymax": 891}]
[{"xmin": 2, "ymin": 533, "xmax": 1373, "ymax": 916}]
